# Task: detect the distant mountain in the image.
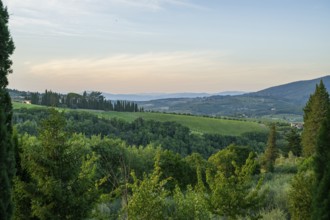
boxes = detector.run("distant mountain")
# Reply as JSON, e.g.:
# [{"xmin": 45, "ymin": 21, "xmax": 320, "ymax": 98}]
[
  {"xmin": 102, "ymin": 91, "xmax": 245, "ymax": 101},
  {"xmin": 139, "ymin": 76, "xmax": 330, "ymax": 117},
  {"xmin": 249, "ymin": 75, "xmax": 330, "ymax": 105}
]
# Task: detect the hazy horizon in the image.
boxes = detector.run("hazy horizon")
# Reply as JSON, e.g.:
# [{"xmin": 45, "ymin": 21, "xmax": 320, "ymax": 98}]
[{"xmin": 4, "ymin": 0, "xmax": 330, "ymax": 94}]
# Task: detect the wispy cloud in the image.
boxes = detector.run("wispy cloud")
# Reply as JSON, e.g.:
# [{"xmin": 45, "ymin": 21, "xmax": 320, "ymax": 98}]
[
  {"xmin": 16, "ymin": 51, "xmax": 327, "ymax": 93},
  {"xmin": 3, "ymin": 0, "xmax": 205, "ymax": 37},
  {"xmin": 23, "ymin": 51, "xmax": 223, "ymax": 92},
  {"xmin": 109, "ymin": 0, "xmax": 207, "ymax": 11}
]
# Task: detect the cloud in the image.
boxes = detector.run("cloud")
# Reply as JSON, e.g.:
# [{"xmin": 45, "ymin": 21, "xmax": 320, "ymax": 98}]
[
  {"xmin": 29, "ymin": 51, "xmax": 221, "ymax": 78},
  {"xmin": 3, "ymin": 0, "xmax": 206, "ymax": 37},
  {"xmin": 16, "ymin": 51, "xmax": 328, "ymax": 93},
  {"xmin": 23, "ymin": 51, "xmax": 226, "ymax": 92}
]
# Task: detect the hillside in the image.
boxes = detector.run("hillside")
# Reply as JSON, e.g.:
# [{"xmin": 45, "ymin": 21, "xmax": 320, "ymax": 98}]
[
  {"xmin": 139, "ymin": 76, "xmax": 330, "ymax": 117},
  {"xmin": 250, "ymin": 75, "xmax": 330, "ymax": 104},
  {"xmin": 102, "ymin": 91, "xmax": 245, "ymax": 101},
  {"xmin": 12, "ymin": 102, "xmax": 266, "ymax": 136}
]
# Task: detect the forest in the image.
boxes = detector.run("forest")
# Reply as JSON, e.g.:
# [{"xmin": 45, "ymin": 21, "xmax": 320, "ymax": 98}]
[
  {"xmin": 5, "ymin": 82, "xmax": 329, "ymax": 219},
  {"xmin": 27, "ymin": 90, "xmax": 144, "ymax": 112}
]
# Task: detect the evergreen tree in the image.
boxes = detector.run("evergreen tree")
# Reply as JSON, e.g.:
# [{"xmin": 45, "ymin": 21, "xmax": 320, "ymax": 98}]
[
  {"xmin": 288, "ymin": 159, "xmax": 315, "ymax": 220},
  {"xmin": 262, "ymin": 124, "xmax": 277, "ymax": 172},
  {"xmin": 302, "ymin": 80, "xmax": 330, "ymax": 157},
  {"xmin": 207, "ymin": 152, "xmax": 263, "ymax": 219},
  {"xmin": 17, "ymin": 109, "xmax": 99, "ymax": 219},
  {"xmin": 0, "ymin": 1, "xmax": 15, "ymax": 219},
  {"xmin": 312, "ymin": 112, "xmax": 330, "ymax": 219},
  {"xmin": 125, "ymin": 153, "xmax": 170, "ymax": 219},
  {"xmin": 285, "ymin": 128, "xmax": 302, "ymax": 156}
]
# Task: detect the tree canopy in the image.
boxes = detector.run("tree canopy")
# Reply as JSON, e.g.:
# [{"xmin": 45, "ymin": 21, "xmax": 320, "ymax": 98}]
[{"xmin": 0, "ymin": 1, "xmax": 15, "ymax": 219}]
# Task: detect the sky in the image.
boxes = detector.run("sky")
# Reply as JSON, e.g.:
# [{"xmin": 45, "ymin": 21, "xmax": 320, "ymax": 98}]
[{"xmin": 3, "ymin": 0, "xmax": 330, "ymax": 94}]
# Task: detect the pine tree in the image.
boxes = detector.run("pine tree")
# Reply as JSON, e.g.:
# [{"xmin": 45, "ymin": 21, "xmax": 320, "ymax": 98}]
[
  {"xmin": 0, "ymin": 1, "xmax": 15, "ymax": 219},
  {"xmin": 285, "ymin": 128, "xmax": 302, "ymax": 156},
  {"xmin": 312, "ymin": 112, "xmax": 330, "ymax": 219},
  {"xmin": 263, "ymin": 124, "xmax": 277, "ymax": 172},
  {"xmin": 288, "ymin": 159, "xmax": 314, "ymax": 220},
  {"xmin": 18, "ymin": 109, "xmax": 99, "ymax": 219},
  {"xmin": 302, "ymin": 80, "xmax": 330, "ymax": 157}
]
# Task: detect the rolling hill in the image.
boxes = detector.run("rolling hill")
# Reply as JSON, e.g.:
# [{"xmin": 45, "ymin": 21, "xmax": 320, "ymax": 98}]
[
  {"xmin": 102, "ymin": 91, "xmax": 245, "ymax": 101},
  {"xmin": 250, "ymin": 75, "xmax": 330, "ymax": 105},
  {"xmin": 12, "ymin": 102, "xmax": 266, "ymax": 136},
  {"xmin": 139, "ymin": 76, "xmax": 330, "ymax": 117}
]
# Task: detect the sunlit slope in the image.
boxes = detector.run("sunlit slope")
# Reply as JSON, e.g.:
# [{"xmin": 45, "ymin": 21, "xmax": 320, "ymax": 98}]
[{"xmin": 13, "ymin": 102, "xmax": 267, "ymax": 136}]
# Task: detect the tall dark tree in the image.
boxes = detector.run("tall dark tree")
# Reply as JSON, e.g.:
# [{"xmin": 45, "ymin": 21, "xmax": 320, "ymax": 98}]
[
  {"xmin": 262, "ymin": 124, "xmax": 277, "ymax": 172},
  {"xmin": 302, "ymin": 80, "xmax": 330, "ymax": 157},
  {"xmin": 0, "ymin": 0, "xmax": 15, "ymax": 219},
  {"xmin": 17, "ymin": 109, "xmax": 99, "ymax": 219},
  {"xmin": 285, "ymin": 128, "xmax": 302, "ymax": 156},
  {"xmin": 312, "ymin": 112, "xmax": 330, "ymax": 219}
]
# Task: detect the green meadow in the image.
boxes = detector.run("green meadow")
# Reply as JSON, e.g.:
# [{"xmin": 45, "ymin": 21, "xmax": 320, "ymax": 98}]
[{"xmin": 13, "ymin": 102, "xmax": 267, "ymax": 136}]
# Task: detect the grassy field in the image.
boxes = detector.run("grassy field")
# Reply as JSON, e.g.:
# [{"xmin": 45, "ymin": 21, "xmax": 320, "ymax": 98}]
[
  {"xmin": 13, "ymin": 102, "xmax": 45, "ymax": 109},
  {"xmin": 13, "ymin": 102, "xmax": 267, "ymax": 136}
]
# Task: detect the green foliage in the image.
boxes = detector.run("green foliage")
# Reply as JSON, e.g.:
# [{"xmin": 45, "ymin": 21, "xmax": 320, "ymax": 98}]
[
  {"xmin": 207, "ymin": 152, "xmax": 264, "ymax": 219},
  {"xmin": 0, "ymin": 1, "xmax": 15, "ymax": 218},
  {"xmin": 125, "ymin": 153, "xmax": 170, "ymax": 220},
  {"xmin": 261, "ymin": 173, "xmax": 293, "ymax": 213},
  {"xmin": 170, "ymin": 185, "xmax": 211, "ymax": 220},
  {"xmin": 0, "ymin": 0, "xmax": 15, "ymax": 88},
  {"xmin": 302, "ymin": 80, "xmax": 330, "ymax": 157},
  {"xmin": 274, "ymin": 153, "xmax": 299, "ymax": 174},
  {"xmin": 262, "ymin": 124, "xmax": 277, "ymax": 172},
  {"xmin": 0, "ymin": 107, "xmax": 15, "ymax": 219},
  {"xmin": 288, "ymin": 170, "xmax": 314, "ymax": 220},
  {"xmin": 28, "ymin": 90, "xmax": 142, "ymax": 112},
  {"xmin": 13, "ymin": 132, "xmax": 36, "ymax": 220},
  {"xmin": 259, "ymin": 208, "xmax": 287, "ymax": 220},
  {"xmin": 142, "ymin": 94, "xmax": 303, "ymax": 117},
  {"xmin": 13, "ymin": 108, "xmax": 269, "ymax": 158},
  {"xmin": 13, "ymin": 102, "xmax": 267, "ymax": 136},
  {"xmin": 285, "ymin": 128, "xmax": 302, "ymax": 156},
  {"xmin": 15, "ymin": 109, "xmax": 100, "ymax": 219},
  {"xmin": 158, "ymin": 150, "xmax": 196, "ymax": 190},
  {"xmin": 208, "ymin": 145, "xmax": 240, "ymax": 178},
  {"xmin": 90, "ymin": 136, "xmax": 130, "ymax": 193},
  {"xmin": 311, "ymin": 111, "xmax": 330, "ymax": 219}
]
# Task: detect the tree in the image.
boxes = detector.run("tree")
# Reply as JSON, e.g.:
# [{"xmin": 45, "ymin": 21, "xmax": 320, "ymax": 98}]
[
  {"xmin": 262, "ymin": 124, "xmax": 277, "ymax": 172},
  {"xmin": 125, "ymin": 153, "xmax": 170, "ymax": 220},
  {"xmin": 312, "ymin": 112, "xmax": 330, "ymax": 219},
  {"xmin": 288, "ymin": 158, "xmax": 315, "ymax": 220},
  {"xmin": 207, "ymin": 152, "xmax": 263, "ymax": 219},
  {"xmin": 170, "ymin": 184, "xmax": 211, "ymax": 219},
  {"xmin": 285, "ymin": 128, "xmax": 302, "ymax": 156},
  {"xmin": 301, "ymin": 80, "xmax": 330, "ymax": 157},
  {"xmin": 17, "ymin": 109, "xmax": 99, "ymax": 219},
  {"xmin": 0, "ymin": 0, "xmax": 15, "ymax": 219},
  {"xmin": 289, "ymin": 81, "xmax": 330, "ymax": 219}
]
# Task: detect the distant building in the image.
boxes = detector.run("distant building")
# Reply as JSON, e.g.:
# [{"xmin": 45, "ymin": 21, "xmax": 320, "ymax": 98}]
[
  {"xmin": 290, "ymin": 122, "xmax": 304, "ymax": 129},
  {"xmin": 23, "ymin": 100, "xmax": 31, "ymax": 104}
]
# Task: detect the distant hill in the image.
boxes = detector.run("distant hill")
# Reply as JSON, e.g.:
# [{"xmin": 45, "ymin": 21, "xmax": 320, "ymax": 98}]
[
  {"xmin": 139, "ymin": 76, "xmax": 330, "ymax": 117},
  {"xmin": 102, "ymin": 91, "xmax": 245, "ymax": 101},
  {"xmin": 249, "ymin": 75, "xmax": 330, "ymax": 105},
  {"xmin": 9, "ymin": 76, "xmax": 330, "ymax": 118}
]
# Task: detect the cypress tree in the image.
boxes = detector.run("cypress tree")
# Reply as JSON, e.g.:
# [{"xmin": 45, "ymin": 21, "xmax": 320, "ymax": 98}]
[
  {"xmin": 263, "ymin": 124, "xmax": 277, "ymax": 172},
  {"xmin": 285, "ymin": 128, "xmax": 302, "ymax": 156},
  {"xmin": 0, "ymin": 0, "xmax": 15, "ymax": 219},
  {"xmin": 302, "ymin": 80, "xmax": 330, "ymax": 157},
  {"xmin": 312, "ymin": 112, "xmax": 330, "ymax": 219}
]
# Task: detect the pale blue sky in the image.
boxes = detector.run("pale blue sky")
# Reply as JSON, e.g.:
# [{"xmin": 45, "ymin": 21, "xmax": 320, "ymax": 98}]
[{"xmin": 4, "ymin": 0, "xmax": 330, "ymax": 93}]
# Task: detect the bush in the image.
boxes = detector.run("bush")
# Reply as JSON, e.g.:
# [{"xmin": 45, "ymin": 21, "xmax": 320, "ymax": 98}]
[{"xmin": 259, "ymin": 208, "xmax": 287, "ymax": 220}]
